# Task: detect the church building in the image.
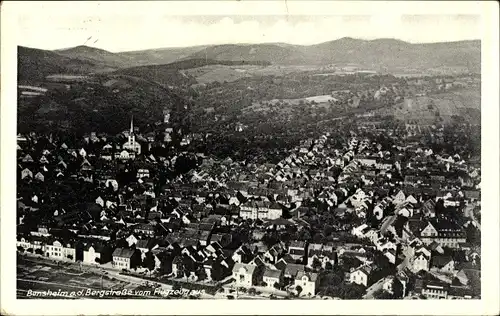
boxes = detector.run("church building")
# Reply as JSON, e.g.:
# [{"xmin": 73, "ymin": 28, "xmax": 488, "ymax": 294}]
[{"xmin": 120, "ymin": 116, "xmax": 141, "ymax": 159}]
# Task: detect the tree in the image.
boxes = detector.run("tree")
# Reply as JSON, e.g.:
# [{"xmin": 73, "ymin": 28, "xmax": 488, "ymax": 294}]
[
  {"xmin": 262, "ymin": 232, "xmax": 279, "ymax": 248},
  {"xmin": 434, "ymin": 199, "xmax": 446, "ymax": 216},
  {"xmin": 172, "ymin": 282, "xmax": 182, "ymax": 291},
  {"xmin": 141, "ymin": 252, "xmax": 155, "ymax": 271},
  {"xmin": 295, "ymin": 285, "xmax": 303, "ymax": 295},
  {"xmin": 340, "ymin": 257, "xmax": 362, "ymax": 272},
  {"xmin": 312, "ymin": 257, "xmax": 323, "ymax": 271},
  {"xmin": 465, "ymin": 224, "xmax": 481, "ymax": 245},
  {"xmin": 392, "ymin": 278, "xmax": 404, "ymax": 298},
  {"xmin": 115, "ymin": 238, "xmax": 128, "ymax": 249},
  {"xmin": 248, "ymin": 287, "xmax": 256, "ymax": 295},
  {"xmin": 297, "ymin": 228, "xmax": 312, "ymax": 241},
  {"xmin": 341, "ymin": 283, "xmax": 366, "ymax": 299},
  {"xmin": 312, "ymin": 233, "xmax": 324, "ymax": 244},
  {"xmin": 210, "ymin": 263, "xmax": 225, "ymax": 281},
  {"xmin": 373, "ymin": 288, "xmax": 394, "ymax": 299},
  {"xmin": 196, "ymin": 266, "xmax": 208, "ymax": 281}
]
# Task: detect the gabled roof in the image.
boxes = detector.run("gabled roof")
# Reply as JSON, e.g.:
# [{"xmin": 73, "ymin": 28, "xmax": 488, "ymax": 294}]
[
  {"xmin": 235, "ymin": 244, "xmax": 254, "ymax": 256},
  {"xmin": 274, "ymin": 259, "xmax": 287, "ymax": 271},
  {"xmin": 136, "ymin": 239, "xmax": 157, "ymax": 249},
  {"xmin": 289, "ymin": 240, "xmax": 306, "ymax": 249},
  {"xmin": 307, "ymin": 243, "xmax": 323, "ymax": 256},
  {"xmin": 354, "ymin": 264, "xmax": 373, "ymax": 276},
  {"xmin": 84, "ymin": 242, "xmax": 108, "ymax": 252},
  {"xmin": 431, "ymin": 255, "xmax": 454, "ymax": 268},
  {"xmin": 284, "ymin": 263, "xmax": 304, "ymax": 277},
  {"xmin": 112, "ymin": 247, "xmax": 135, "ymax": 258},
  {"xmin": 232, "ymin": 263, "xmax": 256, "ymax": 275},
  {"xmin": 295, "ymin": 270, "xmax": 318, "ymax": 282},
  {"xmin": 263, "ymin": 268, "xmax": 283, "ymax": 279}
]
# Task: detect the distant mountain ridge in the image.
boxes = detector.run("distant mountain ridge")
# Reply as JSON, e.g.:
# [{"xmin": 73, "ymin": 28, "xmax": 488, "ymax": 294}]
[
  {"xmin": 119, "ymin": 46, "xmax": 211, "ymax": 66},
  {"xmin": 55, "ymin": 45, "xmax": 139, "ymax": 69},
  {"xmin": 17, "ymin": 46, "xmax": 112, "ymax": 83},
  {"xmin": 18, "ymin": 37, "xmax": 481, "ymax": 83}
]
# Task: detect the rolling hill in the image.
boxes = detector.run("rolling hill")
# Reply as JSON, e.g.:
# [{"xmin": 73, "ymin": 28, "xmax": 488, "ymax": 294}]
[
  {"xmin": 112, "ymin": 58, "xmax": 271, "ymax": 86},
  {"xmin": 119, "ymin": 46, "xmax": 211, "ymax": 66},
  {"xmin": 17, "ymin": 47, "xmax": 192, "ymax": 134},
  {"xmin": 18, "ymin": 73, "xmax": 192, "ymax": 135},
  {"xmin": 19, "ymin": 37, "xmax": 480, "ymax": 85},
  {"xmin": 55, "ymin": 45, "xmax": 139, "ymax": 69},
  {"xmin": 18, "ymin": 46, "xmax": 271, "ymax": 87},
  {"xmin": 180, "ymin": 38, "xmax": 480, "ymax": 72},
  {"xmin": 182, "ymin": 43, "xmax": 310, "ymax": 65},
  {"xmin": 17, "ymin": 46, "xmax": 114, "ymax": 83}
]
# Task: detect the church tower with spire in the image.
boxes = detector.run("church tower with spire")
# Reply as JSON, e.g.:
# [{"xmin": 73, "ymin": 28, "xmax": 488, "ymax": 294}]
[
  {"xmin": 128, "ymin": 115, "xmax": 136, "ymax": 145},
  {"xmin": 122, "ymin": 115, "xmax": 141, "ymax": 158}
]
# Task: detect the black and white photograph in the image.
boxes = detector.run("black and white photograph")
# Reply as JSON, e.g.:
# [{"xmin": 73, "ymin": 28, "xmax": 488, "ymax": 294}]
[{"xmin": 1, "ymin": 1, "xmax": 499, "ymax": 315}]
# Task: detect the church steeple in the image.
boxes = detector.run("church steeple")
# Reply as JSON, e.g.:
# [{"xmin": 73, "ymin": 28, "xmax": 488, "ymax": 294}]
[
  {"xmin": 130, "ymin": 115, "xmax": 134, "ymax": 135},
  {"xmin": 128, "ymin": 115, "xmax": 135, "ymax": 145},
  {"xmin": 122, "ymin": 114, "xmax": 141, "ymax": 158}
]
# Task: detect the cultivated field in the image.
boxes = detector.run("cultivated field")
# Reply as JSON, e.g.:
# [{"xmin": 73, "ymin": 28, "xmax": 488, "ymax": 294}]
[
  {"xmin": 17, "ymin": 256, "xmax": 159, "ymax": 299},
  {"xmin": 376, "ymin": 87, "xmax": 480, "ymax": 124},
  {"xmin": 183, "ymin": 65, "xmax": 256, "ymax": 84},
  {"xmin": 184, "ymin": 64, "xmax": 332, "ymax": 84}
]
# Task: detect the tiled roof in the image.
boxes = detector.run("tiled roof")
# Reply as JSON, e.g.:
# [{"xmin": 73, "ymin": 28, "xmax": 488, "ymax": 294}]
[
  {"xmin": 263, "ymin": 268, "xmax": 283, "ymax": 279},
  {"xmin": 284, "ymin": 263, "xmax": 304, "ymax": 277},
  {"xmin": 295, "ymin": 270, "xmax": 318, "ymax": 282},
  {"xmin": 232, "ymin": 263, "xmax": 256, "ymax": 275},
  {"xmin": 289, "ymin": 240, "xmax": 306, "ymax": 248},
  {"xmin": 431, "ymin": 256, "xmax": 453, "ymax": 268},
  {"xmin": 112, "ymin": 247, "xmax": 135, "ymax": 258}
]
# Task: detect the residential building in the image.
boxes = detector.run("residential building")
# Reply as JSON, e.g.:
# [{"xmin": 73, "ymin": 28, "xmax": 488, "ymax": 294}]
[
  {"xmin": 294, "ymin": 271, "xmax": 319, "ymax": 296},
  {"xmin": 263, "ymin": 268, "xmax": 283, "ymax": 288},
  {"xmin": 288, "ymin": 241, "xmax": 307, "ymax": 262},
  {"xmin": 349, "ymin": 265, "xmax": 373, "ymax": 287},
  {"xmin": 232, "ymin": 263, "xmax": 260, "ymax": 287},
  {"xmin": 112, "ymin": 248, "xmax": 139, "ymax": 270},
  {"xmin": 45, "ymin": 240, "xmax": 76, "ymax": 261}
]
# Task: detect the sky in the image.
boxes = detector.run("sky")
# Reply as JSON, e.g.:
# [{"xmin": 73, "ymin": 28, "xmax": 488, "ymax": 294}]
[{"xmin": 13, "ymin": 1, "xmax": 482, "ymax": 52}]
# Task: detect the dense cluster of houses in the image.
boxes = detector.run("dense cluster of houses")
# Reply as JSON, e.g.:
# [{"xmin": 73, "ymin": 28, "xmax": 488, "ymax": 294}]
[{"xmin": 16, "ymin": 113, "xmax": 481, "ymax": 299}]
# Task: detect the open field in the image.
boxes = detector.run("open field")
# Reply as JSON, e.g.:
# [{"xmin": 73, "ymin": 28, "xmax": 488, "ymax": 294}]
[
  {"xmin": 183, "ymin": 65, "xmax": 255, "ymax": 84},
  {"xmin": 17, "ymin": 256, "xmax": 160, "ymax": 299},
  {"xmin": 185, "ymin": 64, "xmax": 338, "ymax": 84},
  {"xmin": 374, "ymin": 87, "xmax": 480, "ymax": 124}
]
